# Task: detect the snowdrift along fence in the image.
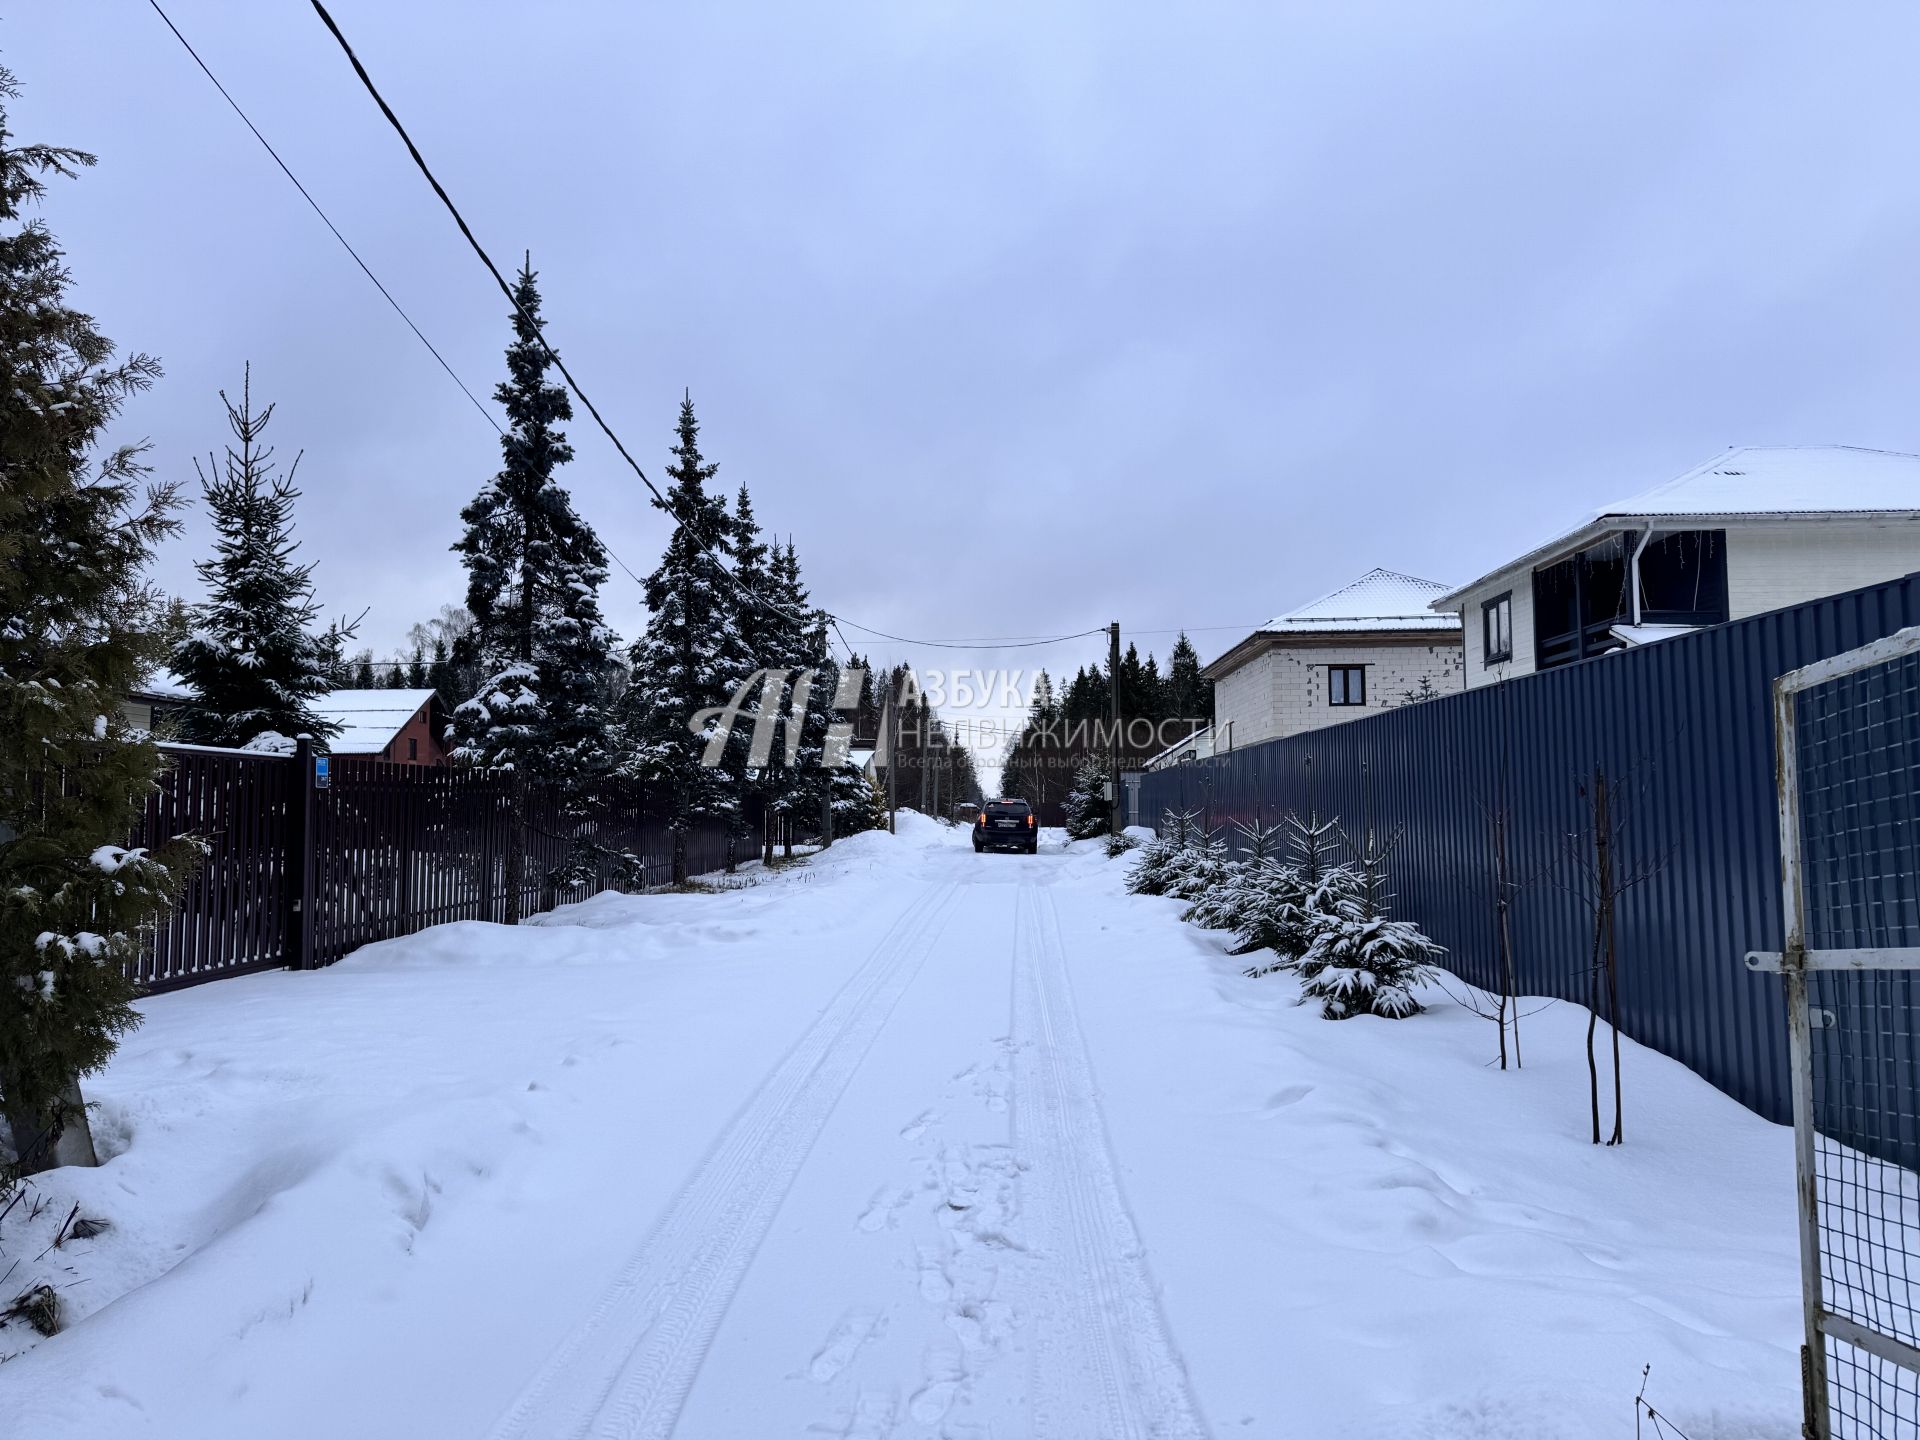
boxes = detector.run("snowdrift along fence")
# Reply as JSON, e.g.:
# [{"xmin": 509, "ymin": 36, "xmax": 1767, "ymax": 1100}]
[
  {"xmin": 1135, "ymin": 571, "xmax": 1920, "ymax": 1125},
  {"xmin": 128, "ymin": 746, "xmax": 730, "ymax": 992}
]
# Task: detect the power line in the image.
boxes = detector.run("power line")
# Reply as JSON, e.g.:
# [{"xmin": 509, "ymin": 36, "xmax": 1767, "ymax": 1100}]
[
  {"xmin": 832, "ymin": 618, "xmax": 1110, "ymax": 652},
  {"xmin": 167, "ymin": 0, "xmax": 1254, "ymax": 658},
  {"xmin": 145, "ymin": 0, "xmax": 500, "ymax": 436},
  {"xmin": 150, "ymin": 0, "xmax": 660, "ymax": 602},
  {"xmin": 304, "ymin": 0, "xmax": 803, "ymax": 631}
]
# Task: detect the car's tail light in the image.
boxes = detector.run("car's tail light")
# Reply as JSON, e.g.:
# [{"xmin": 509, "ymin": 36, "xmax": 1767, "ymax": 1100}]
[
  {"xmin": 1027, "ymin": 814, "xmax": 1036, "ymax": 829},
  {"xmin": 977, "ymin": 812, "xmax": 986, "ymax": 827}
]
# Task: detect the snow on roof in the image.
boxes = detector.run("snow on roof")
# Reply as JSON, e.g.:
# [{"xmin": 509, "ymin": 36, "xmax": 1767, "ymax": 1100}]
[
  {"xmin": 1144, "ymin": 723, "xmax": 1213, "ymax": 769},
  {"xmin": 1437, "ymin": 446, "xmax": 1920, "ymax": 606},
  {"xmin": 312, "ymin": 689, "xmax": 437, "ymax": 754},
  {"xmin": 130, "ymin": 668, "xmax": 194, "ymax": 701},
  {"xmin": 1595, "ymin": 445, "xmax": 1920, "ymax": 519},
  {"xmin": 1259, "ymin": 568, "xmax": 1460, "ymax": 634}
]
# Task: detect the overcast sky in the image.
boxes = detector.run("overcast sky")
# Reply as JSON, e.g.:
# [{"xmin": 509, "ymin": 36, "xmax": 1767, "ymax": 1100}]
[{"xmin": 11, "ymin": 2, "xmax": 1920, "ymax": 778}]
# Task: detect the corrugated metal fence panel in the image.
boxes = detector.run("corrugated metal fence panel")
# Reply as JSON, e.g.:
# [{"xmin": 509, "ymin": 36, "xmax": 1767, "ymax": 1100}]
[{"xmin": 1139, "ymin": 572, "xmax": 1920, "ymax": 1124}]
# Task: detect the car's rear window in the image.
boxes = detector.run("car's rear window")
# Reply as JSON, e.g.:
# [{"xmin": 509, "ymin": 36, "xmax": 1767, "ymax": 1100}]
[{"xmin": 986, "ymin": 801, "xmax": 1030, "ymax": 813}]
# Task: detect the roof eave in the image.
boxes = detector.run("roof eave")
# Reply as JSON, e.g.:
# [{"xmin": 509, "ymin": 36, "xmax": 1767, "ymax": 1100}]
[{"xmin": 1431, "ymin": 507, "xmax": 1920, "ymax": 611}]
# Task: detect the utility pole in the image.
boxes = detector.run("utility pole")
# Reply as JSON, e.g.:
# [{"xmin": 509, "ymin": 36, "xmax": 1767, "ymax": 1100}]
[
  {"xmin": 886, "ymin": 669, "xmax": 899, "ymax": 834},
  {"xmin": 1108, "ymin": 621, "xmax": 1122, "ymax": 838},
  {"xmin": 919, "ymin": 700, "xmax": 929, "ymax": 818}
]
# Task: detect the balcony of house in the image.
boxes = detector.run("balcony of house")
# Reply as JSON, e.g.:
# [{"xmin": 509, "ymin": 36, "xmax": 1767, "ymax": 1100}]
[{"xmin": 1530, "ymin": 529, "xmax": 1729, "ymax": 671}]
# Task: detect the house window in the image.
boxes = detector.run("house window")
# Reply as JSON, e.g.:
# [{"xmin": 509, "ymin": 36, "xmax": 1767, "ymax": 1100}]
[
  {"xmin": 1327, "ymin": 665, "xmax": 1366, "ymax": 706},
  {"xmin": 1483, "ymin": 592, "xmax": 1513, "ymax": 665},
  {"xmin": 408, "ymin": 737, "xmax": 418, "ymax": 761}
]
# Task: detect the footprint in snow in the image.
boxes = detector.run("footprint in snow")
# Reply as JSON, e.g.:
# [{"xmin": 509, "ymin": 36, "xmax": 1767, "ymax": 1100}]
[
  {"xmin": 808, "ymin": 1309, "xmax": 881, "ymax": 1383},
  {"xmin": 855, "ymin": 1187, "xmax": 912, "ymax": 1233}
]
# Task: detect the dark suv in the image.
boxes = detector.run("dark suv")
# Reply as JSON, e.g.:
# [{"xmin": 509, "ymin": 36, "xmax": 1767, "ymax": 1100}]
[{"xmin": 974, "ymin": 798, "xmax": 1037, "ymax": 854}]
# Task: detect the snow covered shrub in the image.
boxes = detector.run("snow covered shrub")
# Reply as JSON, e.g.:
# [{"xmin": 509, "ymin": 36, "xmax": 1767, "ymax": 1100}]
[
  {"xmin": 1125, "ymin": 810, "xmax": 1199, "ymax": 896},
  {"xmin": 1184, "ymin": 819, "xmax": 1287, "ymax": 931},
  {"xmin": 1232, "ymin": 863, "xmax": 1366, "ymax": 976},
  {"xmin": 1103, "ymin": 830, "xmax": 1141, "ymax": 858},
  {"xmin": 1292, "ymin": 812, "xmax": 1443, "ymax": 1017},
  {"xmin": 1160, "ymin": 829, "xmax": 1231, "ymax": 903},
  {"xmin": 1228, "ymin": 813, "xmax": 1355, "ymax": 974},
  {"xmin": 1062, "ymin": 757, "xmax": 1112, "ymax": 840},
  {"xmin": 1295, "ymin": 911, "xmax": 1443, "ymax": 1019}
]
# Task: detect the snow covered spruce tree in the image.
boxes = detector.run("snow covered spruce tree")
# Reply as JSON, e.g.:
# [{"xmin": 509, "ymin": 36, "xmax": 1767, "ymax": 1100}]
[
  {"xmin": 170, "ymin": 367, "xmax": 348, "ymax": 751},
  {"xmin": 1127, "ymin": 808, "xmax": 1200, "ymax": 895},
  {"xmin": 725, "ymin": 485, "xmax": 777, "ymax": 868},
  {"xmin": 1062, "ymin": 755, "xmax": 1111, "ymax": 840},
  {"xmin": 450, "ymin": 258, "xmax": 616, "ymax": 918},
  {"xmin": 1282, "ymin": 814, "xmax": 1442, "ymax": 1018},
  {"xmin": 766, "ymin": 539, "xmax": 837, "ymax": 856},
  {"xmin": 0, "ymin": 68, "xmax": 197, "ymax": 1173},
  {"xmin": 619, "ymin": 395, "xmax": 753, "ymax": 883},
  {"xmin": 1185, "ymin": 816, "xmax": 1286, "ymax": 931},
  {"xmin": 1231, "ymin": 809, "xmax": 1358, "ymax": 976}
]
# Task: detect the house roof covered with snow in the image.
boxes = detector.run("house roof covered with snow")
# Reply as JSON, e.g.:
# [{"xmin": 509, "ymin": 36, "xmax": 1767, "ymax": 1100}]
[
  {"xmin": 129, "ymin": 668, "xmax": 194, "ymax": 702},
  {"xmin": 312, "ymin": 689, "xmax": 438, "ymax": 754},
  {"xmin": 1435, "ymin": 446, "xmax": 1920, "ymax": 607},
  {"xmin": 1258, "ymin": 568, "xmax": 1459, "ymax": 635},
  {"xmin": 1201, "ymin": 568, "xmax": 1461, "ymax": 681}
]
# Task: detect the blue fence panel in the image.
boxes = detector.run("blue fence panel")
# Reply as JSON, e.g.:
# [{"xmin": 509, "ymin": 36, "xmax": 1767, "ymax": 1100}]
[{"xmin": 1138, "ymin": 572, "xmax": 1920, "ymax": 1124}]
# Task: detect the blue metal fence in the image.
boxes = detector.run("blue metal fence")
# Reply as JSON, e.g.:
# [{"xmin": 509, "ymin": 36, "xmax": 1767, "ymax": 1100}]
[{"xmin": 1137, "ymin": 572, "xmax": 1920, "ymax": 1124}]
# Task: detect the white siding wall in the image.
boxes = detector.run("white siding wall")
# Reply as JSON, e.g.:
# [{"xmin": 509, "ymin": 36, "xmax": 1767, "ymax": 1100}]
[
  {"xmin": 1724, "ymin": 521, "xmax": 1920, "ymax": 619},
  {"xmin": 1455, "ymin": 579, "xmax": 1537, "ymax": 689},
  {"xmin": 1211, "ymin": 638, "xmax": 1465, "ymax": 747},
  {"xmin": 1455, "ymin": 518, "xmax": 1920, "ymax": 688}
]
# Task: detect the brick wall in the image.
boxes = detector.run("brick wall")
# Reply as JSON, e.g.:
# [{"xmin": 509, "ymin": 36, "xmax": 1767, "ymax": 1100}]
[{"xmin": 1213, "ymin": 635, "xmax": 1464, "ymax": 748}]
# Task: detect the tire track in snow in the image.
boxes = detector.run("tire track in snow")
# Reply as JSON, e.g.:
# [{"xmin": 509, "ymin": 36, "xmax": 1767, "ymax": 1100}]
[
  {"xmin": 1013, "ymin": 883, "xmax": 1211, "ymax": 1440},
  {"xmin": 484, "ymin": 881, "xmax": 962, "ymax": 1440}
]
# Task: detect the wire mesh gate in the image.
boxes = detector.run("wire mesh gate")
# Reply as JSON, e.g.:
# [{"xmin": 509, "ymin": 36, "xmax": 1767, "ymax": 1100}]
[{"xmin": 1751, "ymin": 626, "xmax": 1920, "ymax": 1439}]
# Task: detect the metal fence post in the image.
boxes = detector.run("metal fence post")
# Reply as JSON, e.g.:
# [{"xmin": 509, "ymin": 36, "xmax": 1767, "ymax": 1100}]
[{"xmin": 290, "ymin": 736, "xmax": 317, "ymax": 971}]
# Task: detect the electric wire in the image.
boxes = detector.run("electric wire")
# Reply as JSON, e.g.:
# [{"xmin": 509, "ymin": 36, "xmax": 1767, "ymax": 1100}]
[
  {"xmin": 158, "ymin": 0, "xmax": 1268, "ymax": 660},
  {"xmin": 144, "ymin": 0, "xmax": 499, "ymax": 437}
]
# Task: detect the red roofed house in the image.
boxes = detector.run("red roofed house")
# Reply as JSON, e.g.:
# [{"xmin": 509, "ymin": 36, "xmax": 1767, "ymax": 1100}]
[{"xmin": 310, "ymin": 689, "xmax": 448, "ymax": 766}]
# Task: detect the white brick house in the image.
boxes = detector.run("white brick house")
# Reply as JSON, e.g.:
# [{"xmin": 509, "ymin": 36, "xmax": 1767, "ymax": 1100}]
[
  {"xmin": 1201, "ymin": 569, "xmax": 1464, "ymax": 749},
  {"xmin": 1434, "ymin": 446, "xmax": 1920, "ymax": 688}
]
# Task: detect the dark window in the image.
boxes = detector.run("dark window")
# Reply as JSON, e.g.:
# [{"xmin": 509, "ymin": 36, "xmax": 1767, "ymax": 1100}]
[
  {"xmin": 408, "ymin": 736, "xmax": 418, "ymax": 761},
  {"xmin": 1482, "ymin": 592, "xmax": 1513, "ymax": 665},
  {"xmin": 1637, "ymin": 530, "xmax": 1728, "ymax": 624},
  {"xmin": 1328, "ymin": 665, "xmax": 1366, "ymax": 706}
]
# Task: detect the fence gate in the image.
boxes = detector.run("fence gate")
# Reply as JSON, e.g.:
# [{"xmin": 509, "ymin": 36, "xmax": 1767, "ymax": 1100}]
[{"xmin": 1751, "ymin": 626, "xmax": 1920, "ymax": 1439}]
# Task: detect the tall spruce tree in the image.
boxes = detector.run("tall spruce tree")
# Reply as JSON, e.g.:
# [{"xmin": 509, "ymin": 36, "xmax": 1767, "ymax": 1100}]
[
  {"xmin": 1166, "ymin": 631, "xmax": 1212, "ymax": 724},
  {"xmin": 0, "ymin": 68, "xmax": 197, "ymax": 1172},
  {"xmin": 452, "ymin": 258, "xmax": 613, "ymax": 776},
  {"xmin": 620, "ymin": 395, "xmax": 753, "ymax": 882},
  {"xmin": 767, "ymin": 538, "xmax": 834, "ymax": 855},
  {"xmin": 450, "ymin": 258, "xmax": 615, "ymax": 918},
  {"xmin": 170, "ymin": 369, "xmax": 347, "ymax": 750},
  {"xmin": 725, "ymin": 486, "xmax": 776, "ymax": 868}
]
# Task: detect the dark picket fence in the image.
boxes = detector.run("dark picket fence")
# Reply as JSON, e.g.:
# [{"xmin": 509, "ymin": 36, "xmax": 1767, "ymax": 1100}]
[
  {"xmin": 131, "ymin": 745, "xmax": 730, "ymax": 992},
  {"xmin": 1136, "ymin": 571, "xmax": 1920, "ymax": 1125}
]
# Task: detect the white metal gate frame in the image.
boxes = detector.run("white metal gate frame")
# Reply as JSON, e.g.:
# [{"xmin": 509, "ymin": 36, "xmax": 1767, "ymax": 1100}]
[{"xmin": 1749, "ymin": 624, "xmax": 1920, "ymax": 1439}]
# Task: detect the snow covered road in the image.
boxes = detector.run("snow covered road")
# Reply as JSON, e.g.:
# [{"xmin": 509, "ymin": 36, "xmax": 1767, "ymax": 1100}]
[{"xmin": 0, "ymin": 817, "xmax": 1806, "ymax": 1438}]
